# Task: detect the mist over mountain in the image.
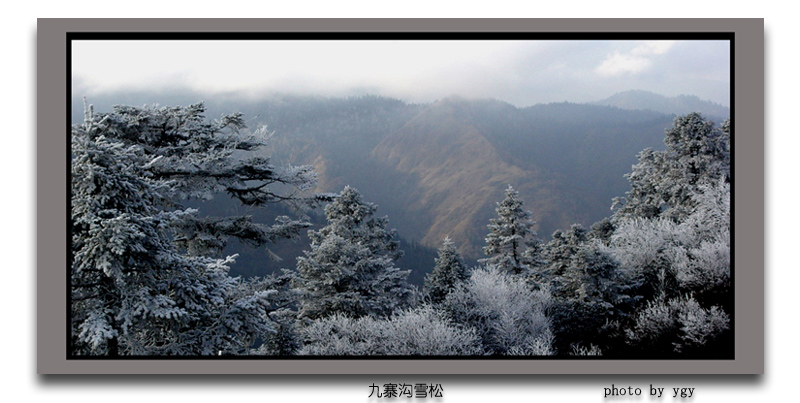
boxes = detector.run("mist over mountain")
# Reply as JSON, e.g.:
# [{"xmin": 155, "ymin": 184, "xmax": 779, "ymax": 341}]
[
  {"xmin": 72, "ymin": 91, "xmax": 702, "ymax": 279},
  {"xmin": 592, "ymin": 90, "xmax": 730, "ymax": 122}
]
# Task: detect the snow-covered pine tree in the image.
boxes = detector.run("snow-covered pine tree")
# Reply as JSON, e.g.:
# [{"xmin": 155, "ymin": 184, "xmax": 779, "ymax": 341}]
[
  {"xmin": 71, "ymin": 102, "xmax": 325, "ymax": 356},
  {"xmin": 612, "ymin": 113, "xmax": 730, "ymax": 222},
  {"xmin": 294, "ymin": 186, "xmax": 414, "ymax": 321},
  {"xmin": 423, "ymin": 237, "xmax": 469, "ymax": 304},
  {"xmin": 605, "ymin": 114, "xmax": 732, "ymax": 357},
  {"xmin": 533, "ymin": 224, "xmax": 589, "ymax": 296},
  {"xmin": 547, "ymin": 240, "xmax": 640, "ymax": 355},
  {"xmin": 479, "ymin": 185, "xmax": 541, "ymax": 275}
]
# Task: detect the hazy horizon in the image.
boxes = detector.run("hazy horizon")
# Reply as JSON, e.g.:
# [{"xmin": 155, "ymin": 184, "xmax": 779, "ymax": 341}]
[{"xmin": 72, "ymin": 39, "xmax": 730, "ymax": 108}]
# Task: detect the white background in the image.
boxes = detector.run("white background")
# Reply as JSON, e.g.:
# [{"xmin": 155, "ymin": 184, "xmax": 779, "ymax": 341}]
[{"xmin": 4, "ymin": 2, "xmax": 791, "ymax": 402}]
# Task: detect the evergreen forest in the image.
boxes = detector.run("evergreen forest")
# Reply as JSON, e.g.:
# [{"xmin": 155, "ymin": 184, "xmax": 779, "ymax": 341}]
[{"xmin": 70, "ymin": 98, "xmax": 731, "ymax": 358}]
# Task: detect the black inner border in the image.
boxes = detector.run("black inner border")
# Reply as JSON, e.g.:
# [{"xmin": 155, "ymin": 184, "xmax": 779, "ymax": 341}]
[{"xmin": 66, "ymin": 31, "xmax": 735, "ymax": 361}]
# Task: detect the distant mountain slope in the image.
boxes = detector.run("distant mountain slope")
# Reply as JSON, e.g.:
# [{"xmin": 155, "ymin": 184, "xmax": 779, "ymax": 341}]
[
  {"xmin": 71, "ymin": 91, "xmax": 681, "ymax": 267},
  {"xmin": 254, "ymin": 95, "xmax": 674, "ymax": 260},
  {"xmin": 371, "ymin": 97, "xmax": 566, "ymax": 257},
  {"xmin": 593, "ymin": 90, "xmax": 729, "ymax": 121}
]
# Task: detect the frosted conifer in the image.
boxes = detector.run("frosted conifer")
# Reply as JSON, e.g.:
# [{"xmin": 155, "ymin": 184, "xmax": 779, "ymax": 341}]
[
  {"xmin": 612, "ymin": 113, "xmax": 730, "ymax": 222},
  {"xmin": 479, "ymin": 185, "xmax": 540, "ymax": 275},
  {"xmin": 294, "ymin": 186, "xmax": 414, "ymax": 320},
  {"xmin": 71, "ymin": 102, "xmax": 324, "ymax": 356},
  {"xmin": 423, "ymin": 237, "xmax": 469, "ymax": 304}
]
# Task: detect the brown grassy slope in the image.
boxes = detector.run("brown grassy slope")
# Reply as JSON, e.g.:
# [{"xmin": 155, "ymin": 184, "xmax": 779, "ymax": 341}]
[{"xmin": 371, "ymin": 98, "xmax": 573, "ymax": 258}]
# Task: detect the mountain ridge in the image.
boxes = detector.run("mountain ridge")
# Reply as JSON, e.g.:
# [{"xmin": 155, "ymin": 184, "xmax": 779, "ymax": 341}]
[
  {"xmin": 71, "ymin": 91, "xmax": 699, "ymax": 266},
  {"xmin": 371, "ymin": 97, "xmax": 561, "ymax": 256},
  {"xmin": 592, "ymin": 90, "xmax": 730, "ymax": 121}
]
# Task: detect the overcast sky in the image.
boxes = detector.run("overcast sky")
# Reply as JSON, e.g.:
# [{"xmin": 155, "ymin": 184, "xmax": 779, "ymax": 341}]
[{"xmin": 72, "ymin": 39, "xmax": 730, "ymax": 107}]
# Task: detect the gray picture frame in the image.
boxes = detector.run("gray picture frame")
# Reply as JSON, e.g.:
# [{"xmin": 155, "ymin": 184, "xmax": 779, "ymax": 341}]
[{"xmin": 39, "ymin": 18, "xmax": 763, "ymax": 374}]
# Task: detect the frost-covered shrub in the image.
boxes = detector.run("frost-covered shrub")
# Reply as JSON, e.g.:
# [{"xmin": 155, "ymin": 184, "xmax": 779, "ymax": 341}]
[
  {"xmin": 626, "ymin": 295, "xmax": 730, "ymax": 357},
  {"xmin": 506, "ymin": 328, "xmax": 556, "ymax": 356},
  {"xmin": 676, "ymin": 300, "xmax": 730, "ymax": 351},
  {"xmin": 298, "ymin": 306, "xmax": 481, "ymax": 355},
  {"xmin": 381, "ymin": 306, "xmax": 482, "ymax": 355},
  {"xmin": 669, "ymin": 234, "xmax": 730, "ymax": 295},
  {"xmin": 442, "ymin": 266, "xmax": 554, "ymax": 355},
  {"xmin": 298, "ymin": 314, "xmax": 379, "ymax": 356},
  {"xmin": 672, "ymin": 180, "xmax": 731, "ymax": 296},
  {"xmin": 570, "ymin": 343, "xmax": 603, "ymax": 356},
  {"xmin": 610, "ymin": 180, "xmax": 730, "ymax": 305}
]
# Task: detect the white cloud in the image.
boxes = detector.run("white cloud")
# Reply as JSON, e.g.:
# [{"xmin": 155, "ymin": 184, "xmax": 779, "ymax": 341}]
[
  {"xmin": 71, "ymin": 40, "xmax": 523, "ymax": 98},
  {"xmin": 71, "ymin": 40, "xmax": 729, "ymax": 106},
  {"xmin": 594, "ymin": 41, "xmax": 676, "ymax": 77},
  {"xmin": 595, "ymin": 52, "xmax": 652, "ymax": 76}
]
